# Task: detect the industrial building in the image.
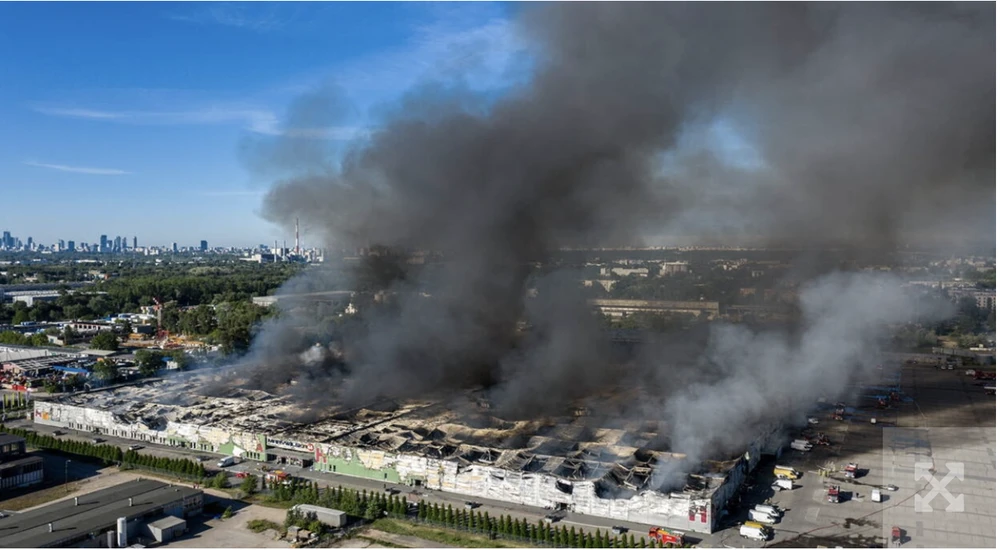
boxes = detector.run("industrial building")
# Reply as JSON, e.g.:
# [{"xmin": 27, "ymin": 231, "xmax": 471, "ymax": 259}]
[
  {"xmin": 34, "ymin": 378, "xmax": 780, "ymax": 534},
  {"xmin": 0, "ymin": 479, "xmax": 202, "ymax": 548},
  {"xmin": 0, "ymin": 433, "xmax": 44, "ymax": 490},
  {"xmin": 588, "ymin": 299, "xmax": 721, "ymax": 320}
]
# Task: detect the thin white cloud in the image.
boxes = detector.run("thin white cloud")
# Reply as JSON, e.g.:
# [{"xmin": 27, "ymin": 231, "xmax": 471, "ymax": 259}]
[
  {"xmin": 198, "ymin": 190, "xmax": 266, "ymax": 197},
  {"xmin": 24, "ymin": 161, "xmax": 131, "ymax": 176},
  {"xmin": 32, "ymin": 104, "xmax": 362, "ymax": 141},
  {"xmin": 33, "ymin": 104, "xmax": 276, "ymax": 128},
  {"xmin": 166, "ymin": 4, "xmax": 292, "ymax": 32},
  {"xmin": 321, "ymin": 8, "xmax": 528, "ymax": 101},
  {"xmin": 249, "ymin": 122, "xmax": 371, "ymax": 141},
  {"xmin": 33, "ymin": 107, "xmax": 125, "ymax": 120}
]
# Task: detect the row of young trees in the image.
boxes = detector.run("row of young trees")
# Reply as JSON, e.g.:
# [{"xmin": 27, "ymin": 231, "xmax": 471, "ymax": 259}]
[
  {"xmin": 2, "ymin": 425, "xmax": 124, "ymax": 463},
  {"xmin": 121, "ymin": 449, "xmax": 208, "ymax": 479},
  {"xmin": 0, "ymin": 425, "xmax": 209, "ymax": 479},
  {"xmin": 415, "ymin": 501, "xmax": 658, "ymax": 548},
  {"xmin": 253, "ymin": 478, "xmax": 664, "ymax": 549}
]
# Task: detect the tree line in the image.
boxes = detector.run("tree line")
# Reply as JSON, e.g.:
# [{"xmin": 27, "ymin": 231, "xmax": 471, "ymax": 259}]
[
  {"xmin": 1, "ymin": 425, "xmax": 208, "ymax": 479},
  {"xmin": 0, "ymin": 330, "xmax": 50, "ymax": 346},
  {"xmin": 250, "ymin": 477, "xmax": 667, "ymax": 548},
  {"xmin": 0, "ymin": 262, "xmax": 298, "ymax": 325}
]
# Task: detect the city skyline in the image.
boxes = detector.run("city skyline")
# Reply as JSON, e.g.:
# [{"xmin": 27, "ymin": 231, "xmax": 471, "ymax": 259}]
[{"xmin": 0, "ymin": 2, "xmax": 525, "ymax": 247}]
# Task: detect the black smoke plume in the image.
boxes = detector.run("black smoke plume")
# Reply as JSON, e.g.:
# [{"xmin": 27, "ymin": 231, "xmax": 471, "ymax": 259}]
[{"xmin": 233, "ymin": 3, "xmax": 992, "ymax": 482}]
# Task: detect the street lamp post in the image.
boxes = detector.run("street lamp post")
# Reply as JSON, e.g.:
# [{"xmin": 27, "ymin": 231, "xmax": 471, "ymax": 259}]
[{"xmin": 65, "ymin": 460, "xmax": 71, "ymax": 493}]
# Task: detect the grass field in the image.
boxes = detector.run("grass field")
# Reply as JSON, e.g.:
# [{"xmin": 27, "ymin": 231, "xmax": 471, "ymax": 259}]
[
  {"xmin": 0, "ymin": 481, "xmax": 81, "ymax": 511},
  {"xmin": 369, "ymin": 518, "xmax": 526, "ymax": 548}
]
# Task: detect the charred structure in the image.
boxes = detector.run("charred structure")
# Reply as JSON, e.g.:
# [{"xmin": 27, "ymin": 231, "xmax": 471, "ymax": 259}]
[{"xmin": 35, "ymin": 380, "xmax": 783, "ymax": 533}]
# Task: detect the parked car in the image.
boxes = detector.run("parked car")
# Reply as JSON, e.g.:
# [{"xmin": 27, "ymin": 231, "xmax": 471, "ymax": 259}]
[
  {"xmin": 883, "ymin": 484, "xmax": 899, "ymax": 492},
  {"xmin": 127, "ymin": 444, "xmax": 143, "ymax": 451},
  {"xmin": 611, "ymin": 526, "xmax": 628, "ymax": 535},
  {"xmin": 91, "ymin": 438, "xmax": 103, "ymax": 444},
  {"xmin": 464, "ymin": 502, "xmax": 480, "ymax": 510}
]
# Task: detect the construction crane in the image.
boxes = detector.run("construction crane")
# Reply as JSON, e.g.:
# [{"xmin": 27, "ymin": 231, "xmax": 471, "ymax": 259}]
[{"xmin": 152, "ymin": 298, "xmax": 169, "ymax": 341}]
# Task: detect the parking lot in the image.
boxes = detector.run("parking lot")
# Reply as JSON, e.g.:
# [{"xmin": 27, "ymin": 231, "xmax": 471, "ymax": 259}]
[{"xmin": 729, "ymin": 361, "xmax": 996, "ymax": 548}]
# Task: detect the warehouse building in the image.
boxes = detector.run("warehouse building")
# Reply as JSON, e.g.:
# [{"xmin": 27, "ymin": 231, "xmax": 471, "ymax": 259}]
[
  {"xmin": 0, "ymin": 479, "xmax": 202, "ymax": 548},
  {"xmin": 589, "ymin": 299, "xmax": 720, "ymax": 319},
  {"xmin": 34, "ymin": 380, "xmax": 780, "ymax": 534},
  {"xmin": 0, "ymin": 433, "xmax": 44, "ymax": 490}
]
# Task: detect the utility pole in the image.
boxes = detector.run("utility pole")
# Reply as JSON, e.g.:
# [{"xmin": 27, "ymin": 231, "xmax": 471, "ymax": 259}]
[{"xmin": 65, "ymin": 459, "xmax": 71, "ymax": 493}]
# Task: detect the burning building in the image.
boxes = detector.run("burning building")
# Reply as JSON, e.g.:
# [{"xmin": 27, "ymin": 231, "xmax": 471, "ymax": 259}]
[{"xmin": 33, "ymin": 377, "xmax": 782, "ymax": 533}]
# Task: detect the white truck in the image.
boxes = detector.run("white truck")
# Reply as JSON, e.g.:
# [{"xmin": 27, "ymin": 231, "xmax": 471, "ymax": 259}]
[
  {"xmin": 871, "ymin": 488, "xmax": 882, "ymax": 503},
  {"xmin": 740, "ymin": 523, "xmax": 770, "ymax": 541},
  {"xmin": 772, "ymin": 478, "xmax": 794, "ymax": 491},
  {"xmin": 749, "ymin": 509, "xmax": 778, "ymax": 524},
  {"xmin": 217, "ymin": 456, "xmax": 236, "ymax": 468}
]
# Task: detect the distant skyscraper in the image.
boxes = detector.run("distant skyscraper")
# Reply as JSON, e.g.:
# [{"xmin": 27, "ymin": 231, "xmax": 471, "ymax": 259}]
[
  {"xmin": 113, "ymin": 236, "xmax": 122, "ymax": 252},
  {"xmin": 100, "ymin": 235, "xmax": 108, "ymax": 253},
  {"xmin": 200, "ymin": 240, "xmax": 208, "ymax": 252},
  {"xmin": 172, "ymin": 242, "xmax": 178, "ymax": 253},
  {"xmin": 67, "ymin": 240, "xmax": 75, "ymax": 252},
  {"xmin": 26, "ymin": 237, "xmax": 33, "ymax": 250},
  {"xmin": 1, "ymin": 231, "xmax": 10, "ymax": 249},
  {"xmin": 57, "ymin": 239, "xmax": 65, "ymax": 251},
  {"xmin": 133, "ymin": 236, "xmax": 138, "ymax": 250}
]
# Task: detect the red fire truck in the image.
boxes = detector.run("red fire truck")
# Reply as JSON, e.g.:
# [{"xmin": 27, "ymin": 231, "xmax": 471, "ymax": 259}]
[
  {"xmin": 648, "ymin": 527, "xmax": 685, "ymax": 547},
  {"xmin": 827, "ymin": 485, "xmax": 841, "ymax": 503}
]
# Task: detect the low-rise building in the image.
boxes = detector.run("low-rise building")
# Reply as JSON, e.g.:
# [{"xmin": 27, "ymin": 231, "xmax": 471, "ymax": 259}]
[
  {"xmin": 589, "ymin": 299, "xmax": 720, "ymax": 319},
  {"xmin": 0, "ymin": 479, "xmax": 202, "ymax": 548},
  {"xmin": 0, "ymin": 433, "xmax": 44, "ymax": 490}
]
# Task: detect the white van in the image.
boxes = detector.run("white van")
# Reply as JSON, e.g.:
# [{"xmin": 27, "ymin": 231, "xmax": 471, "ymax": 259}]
[
  {"xmin": 871, "ymin": 488, "xmax": 882, "ymax": 503},
  {"xmin": 773, "ymin": 478, "xmax": 794, "ymax": 491},
  {"xmin": 217, "ymin": 456, "xmax": 236, "ymax": 468},
  {"xmin": 749, "ymin": 509, "xmax": 777, "ymax": 524},
  {"xmin": 755, "ymin": 504, "xmax": 781, "ymax": 517},
  {"xmin": 739, "ymin": 524, "xmax": 768, "ymax": 541}
]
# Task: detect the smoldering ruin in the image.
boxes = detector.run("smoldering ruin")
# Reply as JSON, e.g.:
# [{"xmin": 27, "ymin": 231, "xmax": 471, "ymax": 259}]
[{"xmin": 40, "ymin": 2, "xmax": 992, "ymax": 535}]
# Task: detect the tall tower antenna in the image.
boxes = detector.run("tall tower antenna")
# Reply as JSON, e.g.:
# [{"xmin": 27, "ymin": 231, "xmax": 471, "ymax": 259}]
[{"xmin": 295, "ymin": 218, "xmax": 300, "ymax": 255}]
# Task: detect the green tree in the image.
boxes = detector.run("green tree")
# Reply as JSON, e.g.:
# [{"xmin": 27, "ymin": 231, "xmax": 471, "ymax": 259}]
[
  {"xmin": 90, "ymin": 330, "xmax": 120, "ymax": 351},
  {"xmin": 364, "ymin": 498, "xmax": 382, "ymax": 520},
  {"xmin": 221, "ymin": 506, "xmax": 233, "ymax": 519},
  {"xmin": 12, "ymin": 309, "xmax": 29, "ymax": 326},
  {"xmin": 92, "ymin": 359, "xmax": 119, "ymax": 382},
  {"xmin": 211, "ymin": 472, "xmax": 229, "ymax": 489},
  {"xmin": 240, "ymin": 474, "xmax": 259, "ymax": 495},
  {"xmin": 134, "ymin": 349, "xmax": 163, "ymax": 377}
]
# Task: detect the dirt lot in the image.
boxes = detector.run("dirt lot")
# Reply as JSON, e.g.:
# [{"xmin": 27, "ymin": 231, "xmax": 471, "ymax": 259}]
[{"xmin": 168, "ymin": 503, "xmax": 291, "ymax": 548}]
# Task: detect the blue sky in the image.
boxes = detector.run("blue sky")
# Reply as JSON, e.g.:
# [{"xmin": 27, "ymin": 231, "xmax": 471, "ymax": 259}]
[{"xmin": 0, "ymin": 2, "xmax": 525, "ymax": 248}]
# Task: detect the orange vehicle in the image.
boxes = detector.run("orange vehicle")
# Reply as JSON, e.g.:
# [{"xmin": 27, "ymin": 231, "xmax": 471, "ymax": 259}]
[{"xmin": 648, "ymin": 527, "xmax": 685, "ymax": 546}]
